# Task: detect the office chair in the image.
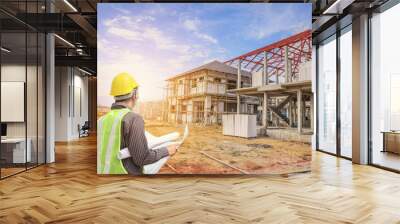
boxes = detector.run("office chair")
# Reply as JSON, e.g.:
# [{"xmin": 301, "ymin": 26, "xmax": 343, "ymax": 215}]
[{"xmin": 79, "ymin": 121, "xmax": 90, "ymax": 138}]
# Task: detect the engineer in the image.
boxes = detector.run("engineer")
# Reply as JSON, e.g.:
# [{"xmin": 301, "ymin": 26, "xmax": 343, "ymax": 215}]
[{"xmin": 97, "ymin": 72, "xmax": 178, "ymax": 174}]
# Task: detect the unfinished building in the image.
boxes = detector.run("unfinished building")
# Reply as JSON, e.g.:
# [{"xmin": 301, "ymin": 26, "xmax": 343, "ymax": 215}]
[
  {"xmin": 165, "ymin": 30, "xmax": 313, "ymax": 142},
  {"xmin": 135, "ymin": 100, "xmax": 165, "ymax": 121},
  {"xmin": 165, "ymin": 61, "xmax": 255, "ymax": 124},
  {"xmin": 224, "ymin": 30, "xmax": 313, "ymax": 142}
]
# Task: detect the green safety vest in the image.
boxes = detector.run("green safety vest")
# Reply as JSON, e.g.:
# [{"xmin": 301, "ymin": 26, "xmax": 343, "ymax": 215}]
[{"xmin": 97, "ymin": 108, "xmax": 130, "ymax": 174}]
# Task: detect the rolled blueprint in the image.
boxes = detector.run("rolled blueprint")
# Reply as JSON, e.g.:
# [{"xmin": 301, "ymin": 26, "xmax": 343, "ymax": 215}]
[
  {"xmin": 145, "ymin": 131, "xmax": 180, "ymax": 149},
  {"xmin": 117, "ymin": 125, "xmax": 189, "ymax": 160}
]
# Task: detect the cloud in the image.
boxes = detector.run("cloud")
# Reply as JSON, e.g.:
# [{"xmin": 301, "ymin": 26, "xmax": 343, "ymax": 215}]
[
  {"xmin": 196, "ymin": 33, "xmax": 218, "ymax": 44},
  {"xmin": 183, "ymin": 19, "xmax": 199, "ymax": 31},
  {"xmin": 108, "ymin": 27, "xmax": 142, "ymax": 41},
  {"xmin": 182, "ymin": 18, "xmax": 218, "ymax": 44},
  {"xmin": 104, "ymin": 14, "xmax": 195, "ymax": 55},
  {"xmin": 245, "ymin": 5, "xmax": 311, "ymax": 40}
]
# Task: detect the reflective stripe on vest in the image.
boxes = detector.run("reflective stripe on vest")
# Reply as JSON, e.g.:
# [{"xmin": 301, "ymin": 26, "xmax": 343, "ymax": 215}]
[{"xmin": 97, "ymin": 108, "xmax": 130, "ymax": 174}]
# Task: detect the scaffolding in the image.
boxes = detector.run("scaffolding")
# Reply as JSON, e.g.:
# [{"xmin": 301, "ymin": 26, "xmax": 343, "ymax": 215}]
[
  {"xmin": 165, "ymin": 61, "xmax": 254, "ymax": 125},
  {"xmin": 224, "ymin": 29, "xmax": 313, "ymax": 135}
]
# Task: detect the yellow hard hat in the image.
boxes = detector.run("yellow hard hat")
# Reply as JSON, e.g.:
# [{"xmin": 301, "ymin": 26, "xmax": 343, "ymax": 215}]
[{"xmin": 110, "ymin": 72, "xmax": 139, "ymax": 97}]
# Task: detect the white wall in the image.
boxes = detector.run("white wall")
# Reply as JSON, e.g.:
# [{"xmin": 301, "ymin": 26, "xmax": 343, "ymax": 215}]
[
  {"xmin": 1, "ymin": 65, "xmax": 32, "ymax": 138},
  {"xmin": 1, "ymin": 63, "xmax": 46, "ymax": 164},
  {"xmin": 55, "ymin": 67, "xmax": 69, "ymax": 141},
  {"xmin": 55, "ymin": 67, "xmax": 89, "ymax": 141},
  {"xmin": 71, "ymin": 73, "xmax": 89, "ymax": 138},
  {"xmin": 1, "ymin": 65, "xmax": 26, "ymax": 136}
]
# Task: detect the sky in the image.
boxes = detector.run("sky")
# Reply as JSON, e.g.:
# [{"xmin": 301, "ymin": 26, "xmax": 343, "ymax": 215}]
[{"xmin": 97, "ymin": 3, "xmax": 311, "ymax": 106}]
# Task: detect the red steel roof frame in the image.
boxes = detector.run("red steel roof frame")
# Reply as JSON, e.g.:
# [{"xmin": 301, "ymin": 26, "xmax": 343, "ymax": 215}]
[{"xmin": 225, "ymin": 29, "xmax": 312, "ymax": 77}]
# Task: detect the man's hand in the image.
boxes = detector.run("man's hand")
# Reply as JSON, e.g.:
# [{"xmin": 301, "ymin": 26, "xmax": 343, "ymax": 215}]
[{"xmin": 167, "ymin": 144, "xmax": 179, "ymax": 156}]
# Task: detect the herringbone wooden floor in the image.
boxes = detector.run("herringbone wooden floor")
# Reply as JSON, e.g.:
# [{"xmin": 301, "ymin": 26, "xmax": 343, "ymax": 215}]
[{"xmin": 1, "ymin": 136, "xmax": 400, "ymax": 224}]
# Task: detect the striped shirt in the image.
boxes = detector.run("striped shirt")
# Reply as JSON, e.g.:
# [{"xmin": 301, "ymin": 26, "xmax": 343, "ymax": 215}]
[{"xmin": 111, "ymin": 103, "xmax": 169, "ymax": 175}]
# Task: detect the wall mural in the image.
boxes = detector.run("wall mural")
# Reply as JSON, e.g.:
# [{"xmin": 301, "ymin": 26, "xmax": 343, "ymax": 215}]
[{"xmin": 97, "ymin": 3, "xmax": 313, "ymax": 175}]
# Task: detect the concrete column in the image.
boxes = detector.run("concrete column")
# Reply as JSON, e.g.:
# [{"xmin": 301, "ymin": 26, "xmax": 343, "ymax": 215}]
[
  {"xmin": 237, "ymin": 59, "xmax": 242, "ymax": 89},
  {"xmin": 284, "ymin": 45, "xmax": 289, "ymax": 83},
  {"xmin": 302, "ymin": 96, "xmax": 306, "ymax": 129},
  {"xmin": 46, "ymin": 31, "xmax": 55, "ymax": 163},
  {"xmin": 204, "ymin": 96, "xmax": 211, "ymax": 124},
  {"xmin": 263, "ymin": 92, "xmax": 268, "ymax": 129},
  {"xmin": 237, "ymin": 60, "xmax": 241, "ymax": 114},
  {"xmin": 269, "ymin": 101, "xmax": 273, "ymax": 121},
  {"xmin": 235, "ymin": 95, "xmax": 239, "ymax": 114},
  {"xmin": 175, "ymin": 100, "xmax": 179, "ymax": 123},
  {"xmin": 275, "ymin": 69, "xmax": 279, "ymax": 84},
  {"xmin": 275, "ymin": 98, "xmax": 279, "ymax": 126},
  {"xmin": 289, "ymin": 100, "xmax": 293, "ymax": 127},
  {"xmin": 204, "ymin": 98, "xmax": 207, "ymax": 124},
  {"xmin": 310, "ymin": 93, "xmax": 314, "ymax": 131},
  {"xmin": 352, "ymin": 14, "xmax": 369, "ymax": 164},
  {"xmin": 263, "ymin": 51, "xmax": 268, "ymax": 86},
  {"xmin": 297, "ymin": 89, "xmax": 302, "ymax": 133},
  {"xmin": 45, "ymin": 0, "xmax": 56, "ymax": 163}
]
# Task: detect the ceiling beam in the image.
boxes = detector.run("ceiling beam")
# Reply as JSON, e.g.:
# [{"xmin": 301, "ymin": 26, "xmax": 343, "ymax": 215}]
[
  {"xmin": 67, "ymin": 13, "xmax": 97, "ymax": 45},
  {"xmin": 55, "ymin": 55, "xmax": 96, "ymax": 72}
]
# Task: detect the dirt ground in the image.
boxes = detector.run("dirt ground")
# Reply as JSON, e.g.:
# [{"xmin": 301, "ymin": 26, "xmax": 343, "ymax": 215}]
[{"xmin": 145, "ymin": 121, "xmax": 311, "ymax": 175}]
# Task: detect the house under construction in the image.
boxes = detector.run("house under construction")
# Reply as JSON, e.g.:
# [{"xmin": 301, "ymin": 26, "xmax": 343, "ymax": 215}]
[
  {"xmin": 165, "ymin": 29, "xmax": 313, "ymax": 142},
  {"xmin": 225, "ymin": 29, "xmax": 313, "ymax": 142},
  {"xmin": 165, "ymin": 61, "xmax": 256, "ymax": 124}
]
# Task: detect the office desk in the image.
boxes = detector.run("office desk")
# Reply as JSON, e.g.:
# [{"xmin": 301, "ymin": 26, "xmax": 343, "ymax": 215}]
[
  {"xmin": 382, "ymin": 131, "xmax": 400, "ymax": 155},
  {"xmin": 1, "ymin": 138, "xmax": 31, "ymax": 164}
]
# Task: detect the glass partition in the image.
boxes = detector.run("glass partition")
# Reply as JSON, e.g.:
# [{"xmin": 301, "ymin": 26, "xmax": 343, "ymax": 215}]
[
  {"xmin": 0, "ymin": 1, "xmax": 46, "ymax": 179},
  {"xmin": 317, "ymin": 35, "xmax": 337, "ymax": 154},
  {"xmin": 1, "ymin": 30, "xmax": 28, "ymax": 177}
]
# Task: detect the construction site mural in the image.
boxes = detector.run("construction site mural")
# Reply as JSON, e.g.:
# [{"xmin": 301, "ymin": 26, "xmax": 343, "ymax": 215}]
[{"xmin": 97, "ymin": 3, "xmax": 313, "ymax": 175}]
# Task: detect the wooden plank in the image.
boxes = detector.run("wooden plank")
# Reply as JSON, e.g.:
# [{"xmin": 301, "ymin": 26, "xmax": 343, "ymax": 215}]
[
  {"xmin": 166, "ymin": 163, "xmax": 178, "ymax": 173},
  {"xmin": 199, "ymin": 151, "xmax": 249, "ymax": 174}
]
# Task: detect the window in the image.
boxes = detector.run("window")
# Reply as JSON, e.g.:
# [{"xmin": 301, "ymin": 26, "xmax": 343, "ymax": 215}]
[
  {"xmin": 339, "ymin": 26, "xmax": 352, "ymax": 158},
  {"xmin": 227, "ymin": 80, "xmax": 236, "ymax": 90},
  {"xmin": 181, "ymin": 105, "xmax": 187, "ymax": 112},
  {"xmin": 370, "ymin": 3, "xmax": 400, "ymax": 171},
  {"xmin": 317, "ymin": 35, "xmax": 337, "ymax": 154},
  {"xmin": 191, "ymin": 80, "xmax": 197, "ymax": 88}
]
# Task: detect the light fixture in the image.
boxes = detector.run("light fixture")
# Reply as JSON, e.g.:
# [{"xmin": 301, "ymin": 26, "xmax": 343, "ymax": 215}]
[
  {"xmin": 54, "ymin": 34, "xmax": 75, "ymax": 48},
  {"xmin": 63, "ymin": 0, "xmax": 78, "ymax": 12},
  {"xmin": 78, "ymin": 67, "xmax": 93, "ymax": 76},
  {"xmin": 322, "ymin": 0, "xmax": 354, "ymax": 15},
  {"xmin": 1, "ymin": 47, "xmax": 11, "ymax": 53}
]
